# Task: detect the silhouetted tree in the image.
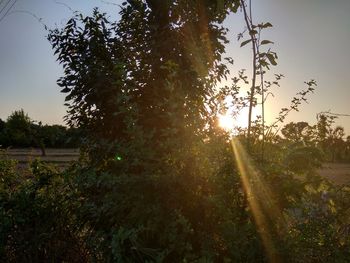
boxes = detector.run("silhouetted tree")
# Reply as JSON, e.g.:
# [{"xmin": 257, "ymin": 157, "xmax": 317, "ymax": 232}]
[
  {"xmin": 6, "ymin": 109, "xmax": 32, "ymax": 147},
  {"xmin": 281, "ymin": 121, "xmax": 314, "ymax": 145},
  {"xmin": 329, "ymin": 126, "xmax": 345, "ymax": 162},
  {"xmin": 0, "ymin": 119, "xmax": 5, "ymax": 132},
  {"xmin": 48, "ymin": 0, "xmax": 240, "ymax": 161},
  {"xmin": 4, "ymin": 110, "xmax": 46, "ymax": 155}
]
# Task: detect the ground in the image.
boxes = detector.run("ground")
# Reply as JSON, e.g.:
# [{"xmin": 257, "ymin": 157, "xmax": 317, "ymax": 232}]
[
  {"xmin": 318, "ymin": 163, "xmax": 350, "ymax": 185},
  {"xmin": 1, "ymin": 148, "xmax": 350, "ymax": 185},
  {"xmin": 0, "ymin": 148, "xmax": 79, "ymax": 171}
]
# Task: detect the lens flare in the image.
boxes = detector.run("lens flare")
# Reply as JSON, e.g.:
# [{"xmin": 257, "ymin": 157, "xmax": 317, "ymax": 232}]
[
  {"xmin": 218, "ymin": 114, "xmax": 235, "ymax": 131},
  {"xmin": 230, "ymin": 138, "xmax": 286, "ymax": 263}
]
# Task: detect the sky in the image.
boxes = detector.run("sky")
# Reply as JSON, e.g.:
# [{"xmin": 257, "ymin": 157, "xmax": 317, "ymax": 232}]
[{"xmin": 0, "ymin": 0, "xmax": 349, "ymax": 134}]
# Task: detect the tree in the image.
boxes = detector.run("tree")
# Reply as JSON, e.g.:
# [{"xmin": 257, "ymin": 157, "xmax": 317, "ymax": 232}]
[
  {"xmin": 48, "ymin": 1, "xmax": 262, "ymax": 261},
  {"xmin": 30, "ymin": 121, "xmax": 47, "ymax": 156},
  {"xmin": 4, "ymin": 110, "xmax": 46, "ymax": 155},
  {"xmin": 48, "ymin": 0, "xmax": 240, "ymax": 159},
  {"xmin": 315, "ymin": 114, "xmax": 347, "ymax": 162},
  {"xmin": 0, "ymin": 119, "xmax": 5, "ymax": 132},
  {"xmin": 345, "ymin": 136, "xmax": 350, "ymax": 162},
  {"xmin": 0, "ymin": 119, "xmax": 6, "ymax": 147},
  {"xmin": 329, "ymin": 126, "xmax": 345, "ymax": 162},
  {"xmin": 6, "ymin": 109, "xmax": 32, "ymax": 147},
  {"xmin": 1, "ymin": 1, "xmax": 349, "ymax": 262},
  {"xmin": 281, "ymin": 121, "xmax": 314, "ymax": 145}
]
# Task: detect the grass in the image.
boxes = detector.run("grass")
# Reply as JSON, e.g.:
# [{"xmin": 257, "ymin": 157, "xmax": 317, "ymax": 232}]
[
  {"xmin": 0, "ymin": 148, "xmax": 79, "ymax": 170},
  {"xmin": 318, "ymin": 163, "xmax": 350, "ymax": 185}
]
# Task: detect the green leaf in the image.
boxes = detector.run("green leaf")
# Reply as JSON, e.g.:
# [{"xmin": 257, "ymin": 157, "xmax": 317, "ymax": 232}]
[
  {"xmin": 249, "ymin": 29, "xmax": 258, "ymax": 36},
  {"xmin": 261, "ymin": 22, "xmax": 273, "ymax": 28},
  {"xmin": 240, "ymin": 39, "xmax": 252, "ymax": 47},
  {"xmin": 260, "ymin": 40, "xmax": 274, "ymax": 45},
  {"xmin": 266, "ymin": 53, "xmax": 277, "ymax": 66}
]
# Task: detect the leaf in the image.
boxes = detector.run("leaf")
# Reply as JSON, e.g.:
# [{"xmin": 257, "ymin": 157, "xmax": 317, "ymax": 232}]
[
  {"xmin": 240, "ymin": 39, "xmax": 252, "ymax": 47},
  {"xmin": 266, "ymin": 53, "xmax": 277, "ymax": 66},
  {"xmin": 224, "ymin": 57, "xmax": 234, "ymax": 65},
  {"xmin": 261, "ymin": 40, "xmax": 274, "ymax": 45},
  {"xmin": 249, "ymin": 29, "xmax": 258, "ymax": 36},
  {"xmin": 61, "ymin": 87, "xmax": 71, "ymax": 93},
  {"xmin": 261, "ymin": 22, "xmax": 273, "ymax": 29}
]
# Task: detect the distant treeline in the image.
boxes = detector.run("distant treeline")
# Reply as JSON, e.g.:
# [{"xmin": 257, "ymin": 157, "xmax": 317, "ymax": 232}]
[
  {"xmin": 279, "ymin": 114, "xmax": 350, "ymax": 163},
  {"xmin": 0, "ymin": 109, "xmax": 81, "ymax": 149}
]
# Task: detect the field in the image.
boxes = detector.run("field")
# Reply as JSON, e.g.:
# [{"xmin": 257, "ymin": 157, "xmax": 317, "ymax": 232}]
[
  {"xmin": 318, "ymin": 163, "xmax": 350, "ymax": 185},
  {"xmin": 1, "ymin": 148, "xmax": 349, "ymax": 185},
  {"xmin": 0, "ymin": 148, "xmax": 79, "ymax": 170}
]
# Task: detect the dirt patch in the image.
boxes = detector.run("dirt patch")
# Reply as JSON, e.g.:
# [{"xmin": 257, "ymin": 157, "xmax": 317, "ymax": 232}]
[
  {"xmin": 318, "ymin": 163, "xmax": 350, "ymax": 185},
  {"xmin": 1, "ymin": 148, "xmax": 80, "ymax": 170}
]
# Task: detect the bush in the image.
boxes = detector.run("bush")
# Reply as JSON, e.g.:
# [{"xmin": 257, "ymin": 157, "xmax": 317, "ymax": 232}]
[{"xmin": 0, "ymin": 159, "xmax": 86, "ymax": 262}]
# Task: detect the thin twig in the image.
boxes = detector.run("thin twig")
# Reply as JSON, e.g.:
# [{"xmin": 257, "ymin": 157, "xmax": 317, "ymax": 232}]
[
  {"xmin": 6, "ymin": 10, "xmax": 48, "ymax": 29},
  {"xmin": 0, "ymin": 0, "xmax": 17, "ymax": 23},
  {"xmin": 318, "ymin": 111, "xmax": 350, "ymax": 118},
  {"xmin": 53, "ymin": 0, "xmax": 75, "ymax": 13},
  {"xmin": 100, "ymin": 0, "xmax": 118, "ymax": 6},
  {"xmin": 0, "ymin": 0, "xmax": 12, "ymax": 17}
]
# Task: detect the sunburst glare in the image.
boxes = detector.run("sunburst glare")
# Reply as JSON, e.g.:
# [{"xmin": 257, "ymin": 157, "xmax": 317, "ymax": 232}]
[
  {"xmin": 230, "ymin": 138, "xmax": 286, "ymax": 263},
  {"xmin": 218, "ymin": 114, "xmax": 235, "ymax": 131}
]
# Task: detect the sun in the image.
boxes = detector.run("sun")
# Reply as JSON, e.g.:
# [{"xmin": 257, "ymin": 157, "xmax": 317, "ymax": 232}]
[
  {"xmin": 218, "ymin": 114, "xmax": 235, "ymax": 131},
  {"xmin": 218, "ymin": 111, "xmax": 248, "ymax": 133}
]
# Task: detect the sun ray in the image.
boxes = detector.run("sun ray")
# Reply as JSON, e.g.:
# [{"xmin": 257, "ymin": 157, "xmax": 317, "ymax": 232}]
[{"xmin": 230, "ymin": 138, "xmax": 286, "ymax": 263}]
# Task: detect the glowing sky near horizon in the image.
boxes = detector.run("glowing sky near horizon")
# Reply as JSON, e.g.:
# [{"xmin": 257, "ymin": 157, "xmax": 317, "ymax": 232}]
[{"xmin": 0, "ymin": 0, "xmax": 349, "ymax": 134}]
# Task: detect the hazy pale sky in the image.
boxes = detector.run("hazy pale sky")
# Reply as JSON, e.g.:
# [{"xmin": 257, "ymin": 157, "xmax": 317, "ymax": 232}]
[{"xmin": 0, "ymin": 0, "xmax": 349, "ymax": 133}]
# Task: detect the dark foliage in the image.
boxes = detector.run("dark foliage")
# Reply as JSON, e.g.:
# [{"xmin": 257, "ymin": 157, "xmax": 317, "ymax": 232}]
[
  {"xmin": 0, "ymin": 110, "xmax": 81, "ymax": 149},
  {"xmin": 0, "ymin": 1, "xmax": 350, "ymax": 262},
  {"xmin": 0, "ymin": 159, "xmax": 87, "ymax": 262}
]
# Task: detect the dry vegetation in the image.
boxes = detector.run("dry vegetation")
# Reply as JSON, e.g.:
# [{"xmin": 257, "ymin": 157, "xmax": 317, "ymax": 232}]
[
  {"xmin": 1, "ymin": 148, "xmax": 79, "ymax": 170},
  {"xmin": 318, "ymin": 163, "xmax": 350, "ymax": 185},
  {"xmin": 3, "ymin": 148, "xmax": 350, "ymax": 185}
]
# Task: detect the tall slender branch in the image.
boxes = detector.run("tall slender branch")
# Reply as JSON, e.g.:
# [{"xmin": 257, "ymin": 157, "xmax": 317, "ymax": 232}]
[
  {"xmin": 257, "ymin": 29, "xmax": 265, "ymax": 163},
  {"xmin": 241, "ymin": 0, "xmax": 257, "ymax": 150}
]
